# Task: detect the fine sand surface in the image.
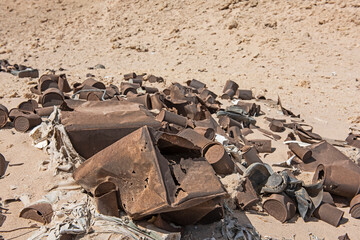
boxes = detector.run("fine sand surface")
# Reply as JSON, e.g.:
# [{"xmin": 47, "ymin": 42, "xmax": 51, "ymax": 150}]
[{"xmin": 0, "ymin": 0, "xmax": 359, "ymax": 239}]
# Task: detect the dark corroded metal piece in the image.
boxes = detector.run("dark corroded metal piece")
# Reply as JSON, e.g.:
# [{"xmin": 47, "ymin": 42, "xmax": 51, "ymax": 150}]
[
  {"xmin": 178, "ymin": 128, "xmax": 233, "ymax": 174},
  {"xmin": 235, "ymin": 179, "xmax": 260, "ymax": 210},
  {"xmin": 221, "ymin": 80, "xmax": 239, "ymax": 100},
  {"xmin": 205, "ymin": 143, "xmax": 234, "ymax": 175},
  {"xmin": 156, "ymin": 110, "xmax": 188, "ymax": 128},
  {"xmin": 235, "ymin": 89, "xmax": 253, "ymax": 100},
  {"xmin": 269, "ymin": 120, "xmax": 285, "ymax": 132},
  {"xmin": 349, "ymin": 194, "xmax": 360, "ymax": 219},
  {"xmin": 313, "ymin": 203, "xmax": 344, "ymax": 227},
  {"xmin": 186, "ymin": 79, "xmax": 206, "ymax": 89},
  {"xmin": 246, "ymin": 139, "xmax": 272, "ymax": 153},
  {"xmin": 18, "ymin": 100, "xmax": 38, "ymax": 112},
  {"xmin": 142, "ymin": 86, "xmax": 159, "ymax": 94},
  {"xmin": 20, "ymin": 201, "xmax": 53, "ymax": 224},
  {"xmin": 14, "ymin": 113, "xmax": 42, "ymax": 132},
  {"xmin": 241, "ymin": 145, "xmax": 262, "ymax": 165},
  {"xmin": 299, "ymin": 140, "xmax": 351, "ymax": 172},
  {"xmin": 127, "ymin": 94, "xmax": 151, "ymax": 109},
  {"xmin": 150, "ymin": 93, "xmax": 165, "ymax": 111},
  {"xmin": 218, "ymin": 115, "xmax": 243, "ymax": 130},
  {"xmin": 61, "ymin": 101, "xmax": 162, "ymax": 159},
  {"xmin": 288, "ymin": 143, "xmax": 312, "ymax": 162},
  {"xmin": 0, "ymin": 153, "xmax": 8, "ymax": 177},
  {"xmin": 177, "ymin": 128, "xmax": 214, "ymax": 154},
  {"xmin": 263, "ymin": 193, "xmax": 296, "ymax": 223},
  {"xmin": 346, "ymin": 134, "xmax": 360, "ymax": 148},
  {"xmin": 0, "ymin": 213, "xmax": 5, "ymax": 227},
  {"xmin": 73, "ymin": 126, "xmax": 226, "ymax": 220},
  {"xmin": 40, "ymin": 88, "xmax": 65, "ymax": 107},
  {"xmin": 0, "ymin": 104, "xmax": 9, "ymax": 128},
  {"xmin": 120, "ymin": 82, "xmax": 140, "ymax": 95},
  {"xmin": 313, "ymin": 162, "xmax": 360, "ymax": 199},
  {"xmin": 35, "ymin": 106, "xmax": 55, "ymax": 116},
  {"xmin": 162, "ymin": 197, "xmax": 223, "ymax": 225},
  {"xmin": 194, "ymin": 126, "xmax": 215, "ymax": 140},
  {"xmin": 124, "ymin": 72, "xmax": 136, "ymax": 80},
  {"xmin": 75, "ymin": 78, "xmax": 106, "ymax": 92},
  {"xmin": 153, "ymin": 214, "xmax": 182, "ymax": 232},
  {"xmin": 94, "ymin": 181, "xmax": 120, "ymax": 217}
]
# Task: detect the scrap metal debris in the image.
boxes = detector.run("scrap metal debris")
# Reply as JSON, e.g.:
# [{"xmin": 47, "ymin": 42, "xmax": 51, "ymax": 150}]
[{"xmin": 1, "ymin": 70, "xmax": 360, "ymax": 239}]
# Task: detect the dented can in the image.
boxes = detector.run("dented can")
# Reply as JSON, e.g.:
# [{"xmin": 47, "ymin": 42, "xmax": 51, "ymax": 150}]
[
  {"xmin": 313, "ymin": 203, "xmax": 344, "ymax": 227},
  {"xmin": 263, "ymin": 193, "xmax": 296, "ymax": 223}
]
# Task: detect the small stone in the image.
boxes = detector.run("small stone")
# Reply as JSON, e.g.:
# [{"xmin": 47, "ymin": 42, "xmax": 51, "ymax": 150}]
[
  {"xmin": 94, "ymin": 64, "xmax": 105, "ymax": 69},
  {"xmin": 228, "ymin": 20, "xmax": 238, "ymax": 30}
]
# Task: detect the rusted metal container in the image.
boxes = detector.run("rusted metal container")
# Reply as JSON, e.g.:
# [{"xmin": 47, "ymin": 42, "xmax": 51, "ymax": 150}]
[
  {"xmin": 349, "ymin": 194, "xmax": 360, "ymax": 219},
  {"xmin": 221, "ymin": 80, "xmax": 238, "ymax": 100},
  {"xmin": 235, "ymin": 89, "xmax": 253, "ymax": 100},
  {"xmin": 194, "ymin": 126, "xmax": 215, "ymax": 140},
  {"xmin": 0, "ymin": 104, "xmax": 9, "ymax": 128},
  {"xmin": 18, "ymin": 100, "xmax": 38, "ymax": 112},
  {"xmin": 269, "ymin": 120, "xmax": 285, "ymax": 132},
  {"xmin": 263, "ymin": 193, "xmax": 296, "ymax": 223},
  {"xmin": 236, "ymin": 179, "xmax": 260, "ymax": 210},
  {"xmin": 150, "ymin": 93, "xmax": 165, "ymax": 111},
  {"xmin": 127, "ymin": 94, "xmax": 151, "ymax": 109},
  {"xmin": 241, "ymin": 145, "xmax": 262, "ymax": 165},
  {"xmin": 288, "ymin": 143, "xmax": 312, "ymax": 162},
  {"xmin": 313, "ymin": 203, "xmax": 344, "ymax": 227},
  {"xmin": 40, "ymin": 88, "xmax": 65, "ymax": 107},
  {"xmin": 61, "ymin": 101, "xmax": 162, "ymax": 159},
  {"xmin": 313, "ymin": 162, "xmax": 360, "ymax": 199},
  {"xmin": 73, "ymin": 126, "xmax": 226, "ymax": 220},
  {"xmin": 14, "ymin": 113, "xmax": 42, "ymax": 132},
  {"xmin": 156, "ymin": 110, "xmax": 188, "ymax": 128},
  {"xmin": 94, "ymin": 181, "xmax": 120, "ymax": 217},
  {"xmin": 186, "ymin": 79, "xmax": 206, "ymax": 89}
]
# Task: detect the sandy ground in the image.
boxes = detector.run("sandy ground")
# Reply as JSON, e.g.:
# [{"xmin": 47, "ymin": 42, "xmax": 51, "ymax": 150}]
[{"xmin": 0, "ymin": 0, "xmax": 360, "ymax": 239}]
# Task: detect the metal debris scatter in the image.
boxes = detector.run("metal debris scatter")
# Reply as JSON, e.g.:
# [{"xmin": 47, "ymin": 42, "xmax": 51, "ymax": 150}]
[{"xmin": 0, "ymin": 70, "xmax": 359, "ymax": 240}]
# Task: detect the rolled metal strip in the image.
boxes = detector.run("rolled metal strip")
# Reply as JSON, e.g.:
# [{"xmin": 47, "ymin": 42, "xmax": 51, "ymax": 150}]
[{"xmin": 222, "ymin": 80, "xmax": 239, "ymax": 94}]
